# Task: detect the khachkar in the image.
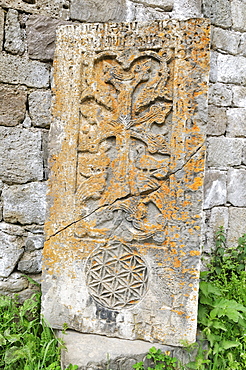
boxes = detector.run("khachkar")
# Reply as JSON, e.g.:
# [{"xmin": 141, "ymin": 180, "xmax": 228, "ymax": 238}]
[{"xmin": 42, "ymin": 20, "xmax": 210, "ymax": 346}]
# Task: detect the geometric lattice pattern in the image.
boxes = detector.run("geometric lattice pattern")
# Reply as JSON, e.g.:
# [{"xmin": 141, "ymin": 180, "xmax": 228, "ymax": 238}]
[{"xmin": 85, "ymin": 242, "xmax": 148, "ymax": 310}]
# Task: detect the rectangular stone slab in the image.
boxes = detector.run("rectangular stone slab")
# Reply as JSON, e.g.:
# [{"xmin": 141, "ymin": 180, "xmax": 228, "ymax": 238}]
[{"xmin": 42, "ymin": 19, "xmax": 210, "ymax": 346}]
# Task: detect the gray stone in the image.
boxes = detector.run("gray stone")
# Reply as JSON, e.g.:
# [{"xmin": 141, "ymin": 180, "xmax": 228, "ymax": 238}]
[
  {"xmin": 70, "ymin": 0, "xmax": 126, "ymax": 22},
  {"xmin": 172, "ymin": 0, "xmax": 201, "ymax": 18},
  {"xmin": 227, "ymin": 207, "xmax": 246, "ymax": 247},
  {"xmin": 208, "ymin": 83, "xmax": 232, "ymax": 107},
  {"xmin": 0, "ymin": 7, "xmax": 4, "ymax": 51},
  {"xmin": 131, "ymin": 0, "xmax": 173, "ymax": 10},
  {"xmin": 0, "ymin": 127, "xmax": 43, "ymax": 184},
  {"xmin": 227, "ymin": 108, "xmax": 246, "ymax": 137},
  {"xmin": 217, "ymin": 53, "xmax": 246, "ymax": 85},
  {"xmin": 0, "ymin": 228, "xmax": 24, "ymax": 278},
  {"xmin": 206, "ymin": 137, "xmax": 243, "ymax": 167},
  {"xmin": 0, "ymin": 53, "xmax": 49, "ymax": 88},
  {"xmin": 2, "ymin": 182, "xmax": 46, "ymax": 225},
  {"xmin": 207, "ymin": 105, "xmax": 227, "ymax": 135},
  {"xmin": 211, "ymin": 27, "xmax": 240, "ymax": 55},
  {"xmin": 227, "ymin": 168, "xmax": 246, "ymax": 206},
  {"xmin": 232, "ymin": 85, "xmax": 246, "ymax": 107},
  {"xmin": 204, "ymin": 207, "xmax": 229, "ymax": 253},
  {"xmin": 29, "ymin": 90, "xmax": 51, "ymax": 128},
  {"xmin": 4, "ymin": 9, "xmax": 25, "ymax": 55},
  {"xmin": 0, "ymin": 222, "xmax": 27, "ymax": 237},
  {"xmin": 26, "ymin": 16, "xmax": 68, "ymax": 61},
  {"xmin": 126, "ymin": 2, "xmax": 170, "ymax": 21},
  {"xmin": 18, "ymin": 249, "xmax": 42, "ymax": 274},
  {"xmin": 59, "ymin": 331, "xmax": 191, "ymax": 370},
  {"xmin": 202, "ymin": 0, "xmax": 232, "ymax": 28},
  {"xmin": 239, "ymin": 33, "xmax": 246, "ymax": 57},
  {"xmin": 209, "ymin": 51, "xmax": 218, "ymax": 83},
  {"xmin": 0, "ymin": 272, "xmax": 29, "ymax": 294},
  {"xmin": 0, "ymin": 84, "xmax": 27, "ymax": 126},
  {"xmin": 243, "ymin": 143, "xmax": 246, "ymax": 165},
  {"xmin": 22, "ymin": 113, "xmax": 32, "ymax": 128},
  {"xmin": 231, "ymin": 0, "xmax": 246, "ymax": 32},
  {"xmin": 25, "ymin": 234, "xmax": 44, "ymax": 251},
  {"xmin": 203, "ymin": 170, "xmax": 227, "ymax": 209}
]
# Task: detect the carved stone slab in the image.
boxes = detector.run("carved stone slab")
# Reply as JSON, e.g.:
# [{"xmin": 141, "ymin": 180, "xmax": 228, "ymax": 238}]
[{"xmin": 42, "ymin": 20, "xmax": 210, "ymax": 346}]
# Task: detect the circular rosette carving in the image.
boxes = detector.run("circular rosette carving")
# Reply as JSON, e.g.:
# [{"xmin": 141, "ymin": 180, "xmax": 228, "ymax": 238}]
[{"xmin": 85, "ymin": 241, "xmax": 148, "ymax": 310}]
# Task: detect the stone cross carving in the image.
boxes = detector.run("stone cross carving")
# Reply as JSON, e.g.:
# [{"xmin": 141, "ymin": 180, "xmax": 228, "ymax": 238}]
[{"xmin": 42, "ymin": 19, "xmax": 210, "ymax": 346}]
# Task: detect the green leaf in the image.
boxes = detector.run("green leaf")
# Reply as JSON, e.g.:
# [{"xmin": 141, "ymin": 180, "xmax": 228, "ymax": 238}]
[{"xmin": 221, "ymin": 340, "xmax": 241, "ymax": 350}]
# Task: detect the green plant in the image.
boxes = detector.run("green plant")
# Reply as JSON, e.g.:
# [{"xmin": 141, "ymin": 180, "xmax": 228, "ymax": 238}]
[
  {"xmin": 195, "ymin": 227, "xmax": 246, "ymax": 369},
  {"xmin": 132, "ymin": 346, "xmax": 179, "ymax": 370},
  {"xmin": 0, "ymin": 291, "xmax": 78, "ymax": 370}
]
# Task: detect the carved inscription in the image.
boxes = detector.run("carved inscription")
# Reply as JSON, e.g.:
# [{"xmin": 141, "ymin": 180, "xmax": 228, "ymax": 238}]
[
  {"xmin": 85, "ymin": 242, "xmax": 148, "ymax": 310},
  {"xmin": 43, "ymin": 20, "xmax": 210, "ymax": 346}
]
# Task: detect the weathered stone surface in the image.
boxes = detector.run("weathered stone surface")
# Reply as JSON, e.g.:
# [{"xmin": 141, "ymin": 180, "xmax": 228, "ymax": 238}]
[
  {"xmin": 59, "ymin": 331, "xmax": 191, "ymax": 370},
  {"xmin": 0, "ymin": 127, "xmax": 43, "ymax": 184},
  {"xmin": 29, "ymin": 90, "xmax": 51, "ymax": 128},
  {"xmin": 42, "ymin": 20, "xmax": 210, "ymax": 346},
  {"xmin": 4, "ymin": 9, "xmax": 25, "ymax": 55},
  {"xmin": 209, "ymin": 51, "xmax": 218, "ymax": 83},
  {"xmin": 203, "ymin": 170, "xmax": 227, "ymax": 209},
  {"xmin": 131, "ymin": 0, "xmax": 173, "ymax": 10},
  {"xmin": 0, "ymin": 272, "xmax": 29, "ymax": 294},
  {"xmin": 0, "ymin": 7, "xmax": 4, "ymax": 51},
  {"xmin": 211, "ymin": 27, "xmax": 240, "ymax": 55},
  {"xmin": 0, "ymin": 84, "xmax": 27, "ymax": 126},
  {"xmin": 206, "ymin": 137, "xmax": 243, "ymax": 167},
  {"xmin": 26, "ymin": 16, "xmax": 68, "ymax": 61},
  {"xmin": 0, "ymin": 0, "xmax": 70, "ymax": 19},
  {"xmin": 172, "ymin": 0, "xmax": 201, "ymax": 18},
  {"xmin": 227, "ymin": 168, "xmax": 246, "ymax": 206},
  {"xmin": 22, "ymin": 113, "xmax": 32, "ymax": 128},
  {"xmin": 232, "ymin": 85, "xmax": 246, "ymax": 107},
  {"xmin": 231, "ymin": 0, "xmax": 246, "ymax": 32},
  {"xmin": 227, "ymin": 108, "xmax": 246, "ymax": 137},
  {"xmin": 18, "ymin": 249, "xmax": 42, "ymax": 273},
  {"xmin": 243, "ymin": 143, "xmax": 246, "ymax": 165},
  {"xmin": 0, "ymin": 53, "xmax": 49, "ymax": 88},
  {"xmin": 207, "ymin": 105, "xmax": 227, "ymax": 135},
  {"xmin": 217, "ymin": 53, "xmax": 246, "ymax": 85},
  {"xmin": 227, "ymin": 207, "xmax": 246, "ymax": 247},
  {"xmin": 2, "ymin": 182, "xmax": 46, "ymax": 225},
  {"xmin": 25, "ymin": 234, "xmax": 44, "ymax": 251},
  {"xmin": 208, "ymin": 82, "xmax": 232, "ymax": 107},
  {"xmin": 204, "ymin": 207, "xmax": 229, "ymax": 253},
  {"xmin": 126, "ymin": 2, "xmax": 170, "ymax": 21},
  {"xmin": 70, "ymin": 0, "xmax": 126, "ymax": 21},
  {"xmin": 202, "ymin": 0, "xmax": 232, "ymax": 28},
  {"xmin": 239, "ymin": 33, "xmax": 246, "ymax": 57},
  {"xmin": 0, "ymin": 225, "xmax": 25, "ymax": 278}
]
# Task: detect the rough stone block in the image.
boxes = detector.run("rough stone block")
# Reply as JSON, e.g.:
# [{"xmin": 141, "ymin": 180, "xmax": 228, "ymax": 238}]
[
  {"xmin": 207, "ymin": 105, "xmax": 227, "ymax": 135},
  {"xmin": 26, "ymin": 16, "xmax": 68, "ymax": 61},
  {"xmin": 4, "ymin": 9, "xmax": 25, "ymax": 55},
  {"xmin": 29, "ymin": 90, "xmax": 51, "ymax": 128},
  {"xmin": 227, "ymin": 168, "xmax": 246, "ymax": 206},
  {"xmin": 0, "ymin": 7, "xmax": 4, "ymax": 51},
  {"xmin": 203, "ymin": 170, "xmax": 227, "ymax": 209},
  {"xmin": 0, "ymin": 53, "xmax": 49, "ymax": 88},
  {"xmin": 208, "ymin": 82, "xmax": 232, "ymax": 107},
  {"xmin": 131, "ymin": 0, "xmax": 173, "ymax": 10},
  {"xmin": 0, "ymin": 127, "xmax": 43, "ymax": 184},
  {"xmin": 211, "ymin": 27, "xmax": 240, "ymax": 55},
  {"xmin": 227, "ymin": 108, "xmax": 246, "ymax": 137},
  {"xmin": 25, "ymin": 234, "xmax": 44, "ymax": 251},
  {"xmin": 0, "ymin": 225, "xmax": 25, "ymax": 278},
  {"xmin": 0, "ymin": 272, "xmax": 29, "ymax": 294},
  {"xmin": 2, "ymin": 182, "xmax": 46, "ymax": 225},
  {"xmin": 243, "ymin": 143, "xmax": 246, "ymax": 165},
  {"xmin": 239, "ymin": 33, "xmax": 246, "ymax": 57},
  {"xmin": 70, "ymin": 0, "xmax": 126, "ymax": 21},
  {"xmin": 126, "ymin": 2, "xmax": 170, "ymax": 21},
  {"xmin": 231, "ymin": 0, "xmax": 246, "ymax": 32},
  {"xmin": 172, "ymin": 0, "xmax": 201, "ymax": 18},
  {"xmin": 59, "ymin": 331, "xmax": 191, "ymax": 370},
  {"xmin": 202, "ymin": 0, "xmax": 232, "ymax": 28},
  {"xmin": 0, "ymin": 84, "xmax": 27, "ymax": 126},
  {"xmin": 209, "ymin": 51, "xmax": 218, "ymax": 83},
  {"xmin": 217, "ymin": 53, "xmax": 246, "ymax": 85},
  {"xmin": 206, "ymin": 137, "xmax": 243, "ymax": 167},
  {"xmin": 227, "ymin": 207, "xmax": 246, "ymax": 247},
  {"xmin": 232, "ymin": 85, "xmax": 246, "ymax": 107},
  {"xmin": 42, "ymin": 20, "xmax": 210, "ymax": 346},
  {"xmin": 204, "ymin": 207, "xmax": 229, "ymax": 253},
  {"xmin": 18, "ymin": 249, "xmax": 42, "ymax": 274}
]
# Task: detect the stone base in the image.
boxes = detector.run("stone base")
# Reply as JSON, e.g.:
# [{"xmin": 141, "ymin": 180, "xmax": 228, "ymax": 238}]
[{"xmin": 58, "ymin": 330, "xmax": 196, "ymax": 370}]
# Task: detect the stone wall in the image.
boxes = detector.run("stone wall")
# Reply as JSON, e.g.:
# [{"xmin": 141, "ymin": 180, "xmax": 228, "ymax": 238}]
[{"xmin": 0, "ymin": 0, "xmax": 245, "ymax": 303}]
